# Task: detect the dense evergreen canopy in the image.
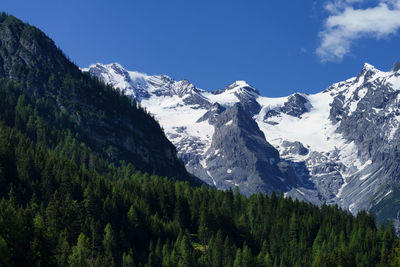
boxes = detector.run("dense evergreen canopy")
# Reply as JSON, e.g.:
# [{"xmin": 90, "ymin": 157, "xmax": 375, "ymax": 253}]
[{"xmin": 0, "ymin": 116, "xmax": 400, "ymax": 266}]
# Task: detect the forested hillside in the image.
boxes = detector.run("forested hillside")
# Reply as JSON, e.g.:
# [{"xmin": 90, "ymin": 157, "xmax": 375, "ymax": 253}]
[
  {"xmin": 0, "ymin": 12, "xmax": 400, "ymax": 267},
  {"xmin": 0, "ymin": 13, "xmax": 193, "ymax": 182},
  {"xmin": 0, "ymin": 118, "xmax": 400, "ymax": 266}
]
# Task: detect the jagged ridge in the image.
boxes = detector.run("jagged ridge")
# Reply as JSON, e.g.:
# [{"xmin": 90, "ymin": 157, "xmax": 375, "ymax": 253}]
[{"xmin": 86, "ymin": 61, "xmax": 400, "ymax": 226}]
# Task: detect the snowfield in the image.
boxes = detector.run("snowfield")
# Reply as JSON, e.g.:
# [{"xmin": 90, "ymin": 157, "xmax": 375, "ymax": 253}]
[{"xmin": 83, "ymin": 62, "xmax": 400, "ymax": 216}]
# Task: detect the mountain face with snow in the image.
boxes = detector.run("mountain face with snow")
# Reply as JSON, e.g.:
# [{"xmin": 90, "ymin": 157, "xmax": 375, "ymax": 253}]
[{"xmin": 83, "ymin": 62, "xmax": 400, "ymax": 225}]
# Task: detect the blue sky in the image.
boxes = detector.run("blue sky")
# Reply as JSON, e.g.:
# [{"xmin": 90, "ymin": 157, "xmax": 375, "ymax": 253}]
[{"xmin": 2, "ymin": 0, "xmax": 400, "ymax": 96}]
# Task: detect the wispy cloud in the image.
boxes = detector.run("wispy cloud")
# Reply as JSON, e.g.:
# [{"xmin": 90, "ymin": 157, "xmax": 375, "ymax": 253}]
[{"xmin": 317, "ymin": 0, "xmax": 400, "ymax": 62}]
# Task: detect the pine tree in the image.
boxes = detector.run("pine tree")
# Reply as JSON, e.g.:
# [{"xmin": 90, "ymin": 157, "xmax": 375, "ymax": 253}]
[
  {"xmin": 178, "ymin": 234, "xmax": 194, "ymax": 267},
  {"xmin": 288, "ymin": 212, "xmax": 299, "ymax": 262},
  {"xmin": 233, "ymin": 248, "xmax": 242, "ymax": 267},
  {"xmin": 198, "ymin": 207, "xmax": 209, "ymax": 248},
  {"xmin": 0, "ymin": 236, "xmax": 11, "ymax": 267},
  {"xmin": 68, "ymin": 233, "xmax": 92, "ymax": 267},
  {"xmin": 223, "ymin": 236, "xmax": 234, "ymax": 267},
  {"xmin": 242, "ymin": 244, "xmax": 253, "ymax": 267},
  {"xmin": 56, "ymin": 230, "xmax": 70, "ymax": 267},
  {"xmin": 122, "ymin": 250, "xmax": 136, "ymax": 267},
  {"xmin": 102, "ymin": 223, "xmax": 116, "ymax": 266},
  {"xmin": 211, "ymin": 230, "xmax": 224, "ymax": 267}
]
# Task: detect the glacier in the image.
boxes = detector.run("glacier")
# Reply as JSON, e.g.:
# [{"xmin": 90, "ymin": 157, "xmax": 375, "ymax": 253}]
[{"xmin": 83, "ymin": 62, "xmax": 400, "ymax": 226}]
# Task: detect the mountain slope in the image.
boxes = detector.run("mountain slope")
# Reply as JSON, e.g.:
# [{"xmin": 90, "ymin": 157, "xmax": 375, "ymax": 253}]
[
  {"xmin": 201, "ymin": 103, "xmax": 298, "ymax": 195},
  {"xmin": 1, "ymin": 120, "xmax": 397, "ymax": 266},
  {"xmin": 85, "ymin": 61, "xmax": 400, "ymax": 225},
  {"xmin": 0, "ymin": 13, "xmax": 194, "ymax": 182}
]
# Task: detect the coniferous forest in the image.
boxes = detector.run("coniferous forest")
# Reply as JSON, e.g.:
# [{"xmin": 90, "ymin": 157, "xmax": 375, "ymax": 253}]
[{"xmin": 0, "ymin": 13, "xmax": 400, "ymax": 267}]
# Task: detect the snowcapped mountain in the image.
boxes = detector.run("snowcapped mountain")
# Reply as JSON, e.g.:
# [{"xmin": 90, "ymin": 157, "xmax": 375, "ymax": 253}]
[{"xmin": 83, "ymin": 62, "xmax": 400, "ymax": 225}]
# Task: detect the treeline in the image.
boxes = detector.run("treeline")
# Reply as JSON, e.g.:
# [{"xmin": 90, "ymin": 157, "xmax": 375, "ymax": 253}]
[{"xmin": 0, "ymin": 121, "xmax": 400, "ymax": 266}]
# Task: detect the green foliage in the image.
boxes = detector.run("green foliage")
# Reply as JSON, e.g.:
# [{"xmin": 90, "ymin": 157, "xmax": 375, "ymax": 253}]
[
  {"xmin": 68, "ymin": 233, "xmax": 92, "ymax": 267},
  {"xmin": 0, "ymin": 118, "xmax": 397, "ymax": 266},
  {"xmin": 0, "ymin": 235, "xmax": 11, "ymax": 267},
  {"xmin": 122, "ymin": 250, "xmax": 136, "ymax": 267}
]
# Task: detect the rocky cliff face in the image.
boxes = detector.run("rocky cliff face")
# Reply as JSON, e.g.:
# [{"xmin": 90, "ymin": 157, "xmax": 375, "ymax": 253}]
[
  {"xmin": 325, "ymin": 63, "xmax": 400, "ymax": 223},
  {"xmin": 199, "ymin": 103, "xmax": 298, "ymax": 196},
  {"xmin": 85, "ymin": 61, "xmax": 400, "ymax": 225}
]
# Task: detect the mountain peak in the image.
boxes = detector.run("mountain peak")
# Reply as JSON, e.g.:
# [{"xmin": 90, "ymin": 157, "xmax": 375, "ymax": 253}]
[
  {"xmin": 357, "ymin": 62, "xmax": 380, "ymax": 80},
  {"xmin": 362, "ymin": 62, "xmax": 377, "ymax": 72},
  {"xmin": 87, "ymin": 62, "xmax": 124, "ymax": 71},
  {"xmin": 85, "ymin": 62, "xmax": 129, "ymax": 77},
  {"xmin": 224, "ymin": 80, "xmax": 260, "ymax": 96},
  {"xmin": 227, "ymin": 80, "xmax": 251, "ymax": 89},
  {"xmin": 233, "ymin": 80, "xmax": 250, "ymax": 87}
]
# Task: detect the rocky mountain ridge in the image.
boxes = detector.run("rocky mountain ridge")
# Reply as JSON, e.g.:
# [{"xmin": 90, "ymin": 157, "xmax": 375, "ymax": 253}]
[{"xmin": 84, "ymin": 61, "xmax": 400, "ymax": 225}]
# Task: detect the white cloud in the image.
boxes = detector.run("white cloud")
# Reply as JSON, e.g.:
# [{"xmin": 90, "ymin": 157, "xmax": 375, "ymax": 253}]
[{"xmin": 317, "ymin": 0, "xmax": 400, "ymax": 62}]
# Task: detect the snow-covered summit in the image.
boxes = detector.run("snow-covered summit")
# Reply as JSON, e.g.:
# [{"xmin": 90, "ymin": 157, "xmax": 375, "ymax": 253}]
[
  {"xmin": 224, "ymin": 80, "xmax": 260, "ymax": 96},
  {"xmin": 83, "ymin": 62, "xmax": 205, "ymax": 100},
  {"xmin": 223, "ymin": 80, "xmax": 257, "ymax": 92},
  {"xmin": 231, "ymin": 80, "xmax": 250, "ymax": 87},
  {"xmin": 362, "ymin": 62, "xmax": 377, "ymax": 72},
  {"xmin": 84, "ymin": 62, "xmax": 400, "ymax": 225}
]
